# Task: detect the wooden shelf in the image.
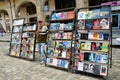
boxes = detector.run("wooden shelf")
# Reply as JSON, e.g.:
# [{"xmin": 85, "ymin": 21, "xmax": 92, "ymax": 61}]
[
  {"xmin": 46, "ymin": 64, "xmax": 68, "ymax": 70},
  {"xmin": 53, "ymin": 39, "xmax": 72, "ymax": 41},
  {"xmin": 49, "ymin": 30, "xmax": 73, "ymax": 32},
  {"xmin": 50, "ymin": 18, "xmax": 74, "ymax": 22},
  {"xmin": 23, "ymin": 30, "xmax": 36, "ymax": 32},
  {"xmin": 76, "ymin": 39, "xmax": 109, "ymax": 42},
  {"xmin": 47, "ymin": 55, "xmax": 70, "ymax": 60}
]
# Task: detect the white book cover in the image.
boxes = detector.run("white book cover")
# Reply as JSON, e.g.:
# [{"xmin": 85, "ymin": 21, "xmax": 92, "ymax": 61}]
[
  {"xmin": 78, "ymin": 62, "xmax": 84, "ymax": 71},
  {"xmin": 77, "ymin": 11, "xmax": 86, "ymax": 20}
]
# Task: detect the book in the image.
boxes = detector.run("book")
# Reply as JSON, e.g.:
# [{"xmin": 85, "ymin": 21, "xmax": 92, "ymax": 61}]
[
  {"xmin": 66, "ymin": 22, "xmax": 73, "ymax": 30},
  {"xmin": 67, "ymin": 32, "xmax": 72, "ymax": 39},
  {"xmin": 89, "ymin": 53, "xmax": 96, "ymax": 62},
  {"xmin": 51, "ymin": 13, "xmax": 56, "ymax": 20},
  {"xmin": 91, "ymin": 42, "xmax": 96, "ymax": 51},
  {"xmin": 77, "ymin": 20, "xmax": 85, "ymax": 29},
  {"xmin": 100, "ymin": 66, "xmax": 107, "ymax": 76},
  {"xmin": 61, "ymin": 50, "xmax": 67, "ymax": 58},
  {"xmin": 92, "ymin": 64, "xmax": 100, "ymax": 75},
  {"xmin": 80, "ymin": 33, "xmax": 88, "ymax": 40},
  {"xmin": 101, "ymin": 43, "xmax": 109, "ymax": 52},
  {"xmin": 56, "ymin": 13, "xmax": 61, "ymax": 20},
  {"xmin": 85, "ymin": 11, "xmax": 92, "ymax": 19},
  {"xmin": 96, "ymin": 42, "xmax": 102, "ymax": 51},
  {"xmin": 103, "ymin": 33, "xmax": 109, "ymax": 40},
  {"xmin": 79, "ymin": 52, "xmax": 84, "ymax": 61},
  {"xmin": 98, "ymin": 32, "xmax": 103, "ymax": 40},
  {"xmin": 60, "ymin": 12, "xmax": 66, "ymax": 19},
  {"xmin": 93, "ymin": 32, "xmax": 98, "ymax": 40},
  {"xmin": 95, "ymin": 55, "xmax": 101, "ymax": 63},
  {"xmin": 100, "ymin": 54, "xmax": 108, "ymax": 63},
  {"xmin": 81, "ymin": 42, "xmax": 86, "ymax": 50},
  {"xmin": 100, "ymin": 6, "xmax": 110, "ymax": 18},
  {"xmin": 67, "ymin": 11, "xmax": 74, "ymax": 19},
  {"xmin": 88, "ymin": 32, "xmax": 93, "ymax": 40},
  {"xmin": 83, "ymin": 63, "xmax": 89, "ymax": 72},
  {"xmin": 78, "ymin": 62, "xmax": 84, "ymax": 71},
  {"xmin": 100, "ymin": 18, "xmax": 109, "ymax": 29},
  {"xmin": 91, "ymin": 9, "xmax": 100, "ymax": 19},
  {"xmin": 85, "ymin": 42, "xmax": 91, "ymax": 50},
  {"xmin": 66, "ymin": 50, "xmax": 71, "ymax": 58},
  {"xmin": 93, "ymin": 19, "xmax": 100, "ymax": 30},
  {"xmin": 85, "ymin": 19, "xmax": 93, "ymax": 29},
  {"xmin": 84, "ymin": 52, "xmax": 90, "ymax": 61},
  {"xmin": 77, "ymin": 11, "xmax": 86, "ymax": 19}
]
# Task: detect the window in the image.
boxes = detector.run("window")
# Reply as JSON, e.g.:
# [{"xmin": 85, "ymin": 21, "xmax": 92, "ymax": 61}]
[{"xmin": 55, "ymin": 0, "xmax": 75, "ymax": 10}]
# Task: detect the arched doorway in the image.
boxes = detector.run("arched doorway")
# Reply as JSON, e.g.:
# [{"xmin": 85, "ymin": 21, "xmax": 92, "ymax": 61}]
[
  {"xmin": 17, "ymin": 1, "xmax": 37, "ymax": 23},
  {"xmin": 0, "ymin": 10, "xmax": 10, "ymax": 32}
]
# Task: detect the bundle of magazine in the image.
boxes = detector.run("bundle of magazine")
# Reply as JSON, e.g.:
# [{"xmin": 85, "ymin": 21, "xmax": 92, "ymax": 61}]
[
  {"xmin": 10, "ymin": 43, "xmax": 20, "ymax": 57},
  {"xmin": 23, "ymin": 24, "xmax": 36, "ymax": 31},
  {"xmin": 77, "ymin": 32, "xmax": 109, "ymax": 40},
  {"xmin": 80, "ymin": 42, "xmax": 109, "ymax": 52},
  {"xmin": 46, "ymin": 58, "xmax": 69, "ymax": 68},
  {"xmin": 49, "ymin": 22, "xmax": 73, "ymax": 31},
  {"xmin": 51, "ymin": 11, "xmax": 74, "ymax": 20},
  {"xmin": 47, "ymin": 48, "xmax": 71, "ymax": 58},
  {"xmin": 22, "ymin": 32, "xmax": 35, "ymax": 37},
  {"xmin": 73, "ymin": 62, "xmax": 107, "ymax": 76}
]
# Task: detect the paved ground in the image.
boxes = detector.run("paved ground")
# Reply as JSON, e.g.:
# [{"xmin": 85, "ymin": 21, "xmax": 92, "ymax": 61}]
[{"xmin": 0, "ymin": 33, "xmax": 120, "ymax": 80}]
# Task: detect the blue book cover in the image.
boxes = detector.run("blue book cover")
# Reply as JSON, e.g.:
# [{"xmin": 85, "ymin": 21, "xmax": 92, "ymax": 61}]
[
  {"xmin": 96, "ymin": 55, "xmax": 101, "ymax": 63},
  {"xmin": 100, "ymin": 6, "xmax": 110, "ymax": 18},
  {"xmin": 89, "ymin": 53, "xmax": 96, "ymax": 62},
  {"xmin": 100, "ymin": 54, "xmax": 108, "ymax": 63},
  {"xmin": 51, "ymin": 13, "xmax": 56, "ymax": 20},
  {"xmin": 91, "ymin": 9, "xmax": 100, "ymax": 19}
]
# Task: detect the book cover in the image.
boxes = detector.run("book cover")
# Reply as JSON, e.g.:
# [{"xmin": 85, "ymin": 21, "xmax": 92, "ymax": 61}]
[
  {"xmin": 88, "ymin": 64, "xmax": 95, "ymax": 73},
  {"xmin": 88, "ymin": 32, "xmax": 93, "ymax": 40},
  {"xmin": 57, "ymin": 59, "xmax": 61, "ymax": 66},
  {"xmin": 85, "ymin": 42, "xmax": 91, "ymax": 50},
  {"xmin": 85, "ymin": 19, "xmax": 93, "ymax": 29},
  {"xmin": 78, "ymin": 62, "xmax": 84, "ymax": 71},
  {"xmin": 64, "ymin": 60, "xmax": 69, "ymax": 68},
  {"xmin": 61, "ymin": 50, "xmax": 67, "ymax": 58},
  {"xmin": 96, "ymin": 42, "xmax": 102, "ymax": 51},
  {"xmin": 92, "ymin": 64, "xmax": 100, "ymax": 75},
  {"xmin": 53, "ymin": 58, "xmax": 58, "ymax": 66},
  {"xmin": 66, "ymin": 50, "xmax": 71, "ymax": 58},
  {"xmin": 80, "ymin": 33, "xmax": 88, "ymax": 40},
  {"xmin": 60, "ymin": 12, "xmax": 66, "ymax": 19},
  {"xmin": 51, "ymin": 13, "xmax": 56, "ymax": 20},
  {"xmin": 100, "ymin": 66, "xmax": 107, "ymax": 76},
  {"xmin": 91, "ymin": 42, "xmax": 96, "ymax": 51},
  {"xmin": 101, "ymin": 43, "xmax": 109, "ymax": 52},
  {"xmin": 66, "ymin": 22, "xmax": 73, "ymax": 30},
  {"xmin": 85, "ymin": 11, "xmax": 92, "ymax": 19},
  {"xmin": 77, "ymin": 20, "xmax": 85, "ymax": 29},
  {"xmin": 79, "ymin": 52, "xmax": 84, "ymax": 61},
  {"xmin": 98, "ymin": 32, "xmax": 103, "ymax": 40},
  {"xmin": 93, "ymin": 19, "xmax": 100, "ymax": 30},
  {"xmin": 67, "ymin": 11, "xmax": 74, "ymax": 19},
  {"xmin": 83, "ymin": 63, "xmax": 89, "ymax": 72},
  {"xmin": 93, "ymin": 32, "xmax": 98, "ymax": 40},
  {"xmin": 100, "ymin": 54, "xmax": 108, "ymax": 63},
  {"xmin": 56, "ymin": 13, "xmax": 61, "ymax": 20},
  {"xmin": 59, "ymin": 23, "xmax": 65, "ymax": 30},
  {"xmin": 67, "ymin": 32, "xmax": 72, "ymax": 39},
  {"xmin": 100, "ymin": 18, "xmax": 109, "ymax": 29},
  {"xmin": 84, "ymin": 52, "xmax": 90, "ymax": 61},
  {"xmin": 81, "ymin": 42, "xmax": 86, "ymax": 50},
  {"xmin": 89, "ymin": 53, "xmax": 96, "ymax": 62},
  {"xmin": 103, "ymin": 33, "xmax": 109, "ymax": 40},
  {"xmin": 100, "ymin": 6, "xmax": 110, "ymax": 18},
  {"xmin": 77, "ymin": 11, "xmax": 86, "ymax": 20},
  {"xmin": 73, "ymin": 62, "xmax": 78, "ymax": 70},
  {"xmin": 91, "ymin": 9, "xmax": 100, "ymax": 19},
  {"xmin": 95, "ymin": 55, "xmax": 101, "ymax": 63}
]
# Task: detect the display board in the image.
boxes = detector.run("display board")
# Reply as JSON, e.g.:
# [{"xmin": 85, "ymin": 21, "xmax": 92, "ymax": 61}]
[
  {"xmin": 9, "ymin": 18, "xmax": 37, "ymax": 61},
  {"xmin": 72, "ymin": 5, "xmax": 112, "ymax": 78},
  {"xmin": 45, "ymin": 8, "xmax": 75, "ymax": 70},
  {"xmin": 20, "ymin": 23, "xmax": 37, "ymax": 60},
  {"xmin": 9, "ymin": 18, "xmax": 24, "ymax": 57}
]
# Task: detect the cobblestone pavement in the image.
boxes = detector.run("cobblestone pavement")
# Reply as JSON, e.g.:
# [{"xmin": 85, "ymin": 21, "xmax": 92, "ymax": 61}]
[{"xmin": 0, "ymin": 42, "xmax": 119, "ymax": 80}]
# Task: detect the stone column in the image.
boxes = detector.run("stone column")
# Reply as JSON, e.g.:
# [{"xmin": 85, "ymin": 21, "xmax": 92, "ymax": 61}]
[
  {"xmin": 35, "ymin": 0, "xmax": 44, "ymax": 21},
  {"xmin": 76, "ymin": 0, "xmax": 89, "ymax": 8},
  {"xmin": 1, "ymin": 13, "xmax": 6, "ymax": 31}
]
